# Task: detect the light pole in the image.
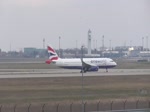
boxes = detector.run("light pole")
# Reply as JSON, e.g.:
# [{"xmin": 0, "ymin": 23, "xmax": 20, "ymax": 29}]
[
  {"xmin": 142, "ymin": 37, "xmax": 144, "ymax": 51},
  {"xmin": 43, "ymin": 38, "xmax": 45, "ymax": 49},
  {"xmin": 76, "ymin": 40, "xmax": 78, "ymax": 57},
  {"xmin": 59, "ymin": 36, "xmax": 61, "ymax": 57},
  {"xmin": 102, "ymin": 35, "xmax": 104, "ymax": 50},
  {"xmin": 96, "ymin": 40, "xmax": 97, "ymax": 54},
  {"xmin": 146, "ymin": 36, "xmax": 148, "ymax": 51},
  {"xmin": 109, "ymin": 40, "xmax": 111, "ymax": 50},
  {"xmin": 130, "ymin": 40, "xmax": 132, "ymax": 47},
  {"xmin": 10, "ymin": 43, "xmax": 11, "ymax": 52},
  {"xmin": 81, "ymin": 45, "xmax": 84, "ymax": 112}
]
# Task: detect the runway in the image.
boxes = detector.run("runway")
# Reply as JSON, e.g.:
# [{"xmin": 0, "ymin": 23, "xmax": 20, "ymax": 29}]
[{"xmin": 0, "ymin": 69, "xmax": 149, "ymax": 78}]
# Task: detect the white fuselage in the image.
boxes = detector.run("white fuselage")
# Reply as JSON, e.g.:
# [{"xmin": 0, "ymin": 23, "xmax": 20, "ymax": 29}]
[{"xmin": 52, "ymin": 58, "xmax": 117, "ymax": 69}]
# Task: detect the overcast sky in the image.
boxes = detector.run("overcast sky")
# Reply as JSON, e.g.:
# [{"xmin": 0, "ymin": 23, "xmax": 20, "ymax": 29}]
[{"xmin": 0, "ymin": 0, "xmax": 150, "ymax": 51}]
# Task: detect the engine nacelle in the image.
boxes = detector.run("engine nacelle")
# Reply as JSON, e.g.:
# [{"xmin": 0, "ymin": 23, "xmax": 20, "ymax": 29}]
[{"xmin": 88, "ymin": 66, "xmax": 99, "ymax": 71}]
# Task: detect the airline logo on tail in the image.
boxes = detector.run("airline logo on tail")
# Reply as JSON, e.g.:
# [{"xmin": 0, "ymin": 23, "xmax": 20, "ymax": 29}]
[{"xmin": 45, "ymin": 46, "xmax": 59, "ymax": 64}]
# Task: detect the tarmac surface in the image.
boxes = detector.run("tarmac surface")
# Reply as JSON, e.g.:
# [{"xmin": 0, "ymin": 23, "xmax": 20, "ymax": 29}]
[{"xmin": 0, "ymin": 69, "xmax": 149, "ymax": 78}]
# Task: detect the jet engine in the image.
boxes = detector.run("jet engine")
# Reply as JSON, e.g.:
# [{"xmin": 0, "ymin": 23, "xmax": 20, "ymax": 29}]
[{"xmin": 88, "ymin": 66, "xmax": 99, "ymax": 71}]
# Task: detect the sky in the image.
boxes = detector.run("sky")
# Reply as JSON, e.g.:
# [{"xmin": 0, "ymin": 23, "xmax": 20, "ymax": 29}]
[{"xmin": 0, "ymin": 0, "xmax": 150, "ymax": 51}]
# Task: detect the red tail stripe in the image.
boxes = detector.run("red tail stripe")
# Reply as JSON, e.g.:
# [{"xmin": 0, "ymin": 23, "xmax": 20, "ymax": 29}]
[
  {"xmin": 47, "ymin": 46, "xmax": 55, "ymax": 53},
  {"xmin": 50, "ymin": 57, "xmax": 58, "ymax": 60}
]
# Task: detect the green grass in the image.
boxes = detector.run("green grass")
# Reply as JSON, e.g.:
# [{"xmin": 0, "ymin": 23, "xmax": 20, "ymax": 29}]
[{"xmin": 0, "ymin": 75, "xmax": 149, "ymax": 104}]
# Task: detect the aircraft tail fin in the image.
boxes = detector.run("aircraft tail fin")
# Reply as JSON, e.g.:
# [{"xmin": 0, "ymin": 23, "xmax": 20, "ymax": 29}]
[{"xmin": 45, "ymin": 45, "xmax": 59, "ymax": 64}]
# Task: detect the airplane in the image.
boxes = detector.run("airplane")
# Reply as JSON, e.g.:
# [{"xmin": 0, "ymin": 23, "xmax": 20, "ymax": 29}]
[{"xmin": 45, "ymin": 45, "xmax": 117, "ymax": 72}]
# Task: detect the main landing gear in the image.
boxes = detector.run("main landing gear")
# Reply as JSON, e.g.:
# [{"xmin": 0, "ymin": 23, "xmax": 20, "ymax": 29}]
[{"xmin": 80, "ymin": 68, "xmax": 87, "ymax": 73}]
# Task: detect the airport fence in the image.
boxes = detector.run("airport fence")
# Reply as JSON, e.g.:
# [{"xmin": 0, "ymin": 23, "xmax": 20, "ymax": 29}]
[{"xmin": 0, "ymin": 99, "xmax": 150, "ymax": 112}]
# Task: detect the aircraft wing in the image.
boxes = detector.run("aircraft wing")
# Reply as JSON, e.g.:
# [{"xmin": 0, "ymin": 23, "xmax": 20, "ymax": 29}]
[
  {"xmin": 82, "ymin": 60, "xmax": 95, "ymax": 68},
  {"xmin": 81, "ymin": 59, "xmax": 98, "ymax": 72}
]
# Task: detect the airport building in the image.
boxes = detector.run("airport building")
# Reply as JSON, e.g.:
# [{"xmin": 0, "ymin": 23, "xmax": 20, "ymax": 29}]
[
  {"xmin": 115, "ymin": 46, "xmax": 143, "ymax": 51},
  {"xmin": 100, "ymin": 46, "xmax": 145, "ymax": 58},
  {"xmin": 139, "ymin": 51, "xmax": 150, "ymax": 57},
  {"xmin": 24, "ymin": 48, "xmax": 47, "ymax": 58}
]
